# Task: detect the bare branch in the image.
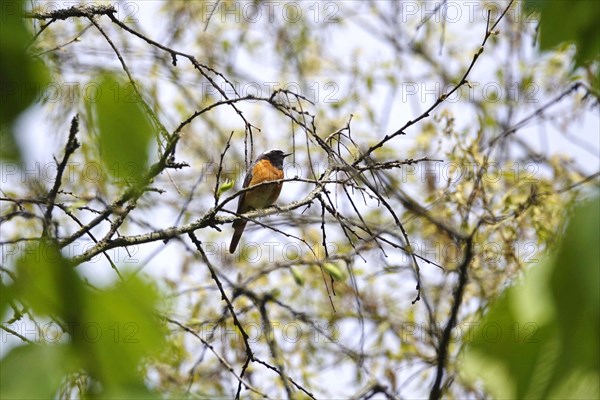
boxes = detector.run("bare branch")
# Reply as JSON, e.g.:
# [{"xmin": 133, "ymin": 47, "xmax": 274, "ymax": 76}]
[{"xmin": 42, "ymin": 115, "xmax": 80, "ymax": 237}]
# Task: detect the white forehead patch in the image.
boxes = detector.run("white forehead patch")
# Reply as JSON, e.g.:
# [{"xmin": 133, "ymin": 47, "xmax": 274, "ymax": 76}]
[{"xmin": 265, "ymin": 148, "xmax": 282, "ymax": 154}]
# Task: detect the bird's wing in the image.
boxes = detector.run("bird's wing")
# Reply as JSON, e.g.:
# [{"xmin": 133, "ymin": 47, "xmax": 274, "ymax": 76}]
[{"xmin": 235, "ymin": 165, "xmax": 254, "ymax": 214}]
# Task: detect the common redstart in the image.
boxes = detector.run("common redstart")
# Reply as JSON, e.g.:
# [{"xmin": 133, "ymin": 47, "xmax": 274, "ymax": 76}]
[{"xmin": 229, "ymin": 149, "xmax": 291, "ymax": 253}]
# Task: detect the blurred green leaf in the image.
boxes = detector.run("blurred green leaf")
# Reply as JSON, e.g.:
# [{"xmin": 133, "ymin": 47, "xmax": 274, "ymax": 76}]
[
  {"xmin": 91, "ymin": 73, "xmax": 153, "ymax": 187},
  {"xmin": 463, "ymin": 261, "xmax": 556, "ymax": 398},
  {"xmin": 0, "ymin": 0, "xmax": 50, "ymax": 161},
  {"xmin": 322, "ymin": 262, "xmax": 345, "ymax": 281},
  {"xmin": 0, "ymin": 280, "xmax": 10, "ymax": 317},
  {"xmin": 546, "ymin": 197, "xmax": 600, "ymax": 398},
  {"xmin": 79, "ymin": 274, "xmax": 166, "ymax": 388},
  {"xmin": 0, "ymin": 344, "xmax": 74, "ymax": 399},
  {"xmin": 0, "ymin": 126, "xmax": 22, "ymax": 162},
  {"xmin": 290, "ymin": 265, "xmax": 305, "ymax": 286},
  {"xmin": 525, "ymin": 1, "xmax": 600, "ymax": 67},
  {"xmin": 9, "ymin": 240, "xmax": 165, "ymax": 395},
  {"xmin": 464, "ymin": 197, "xmax": 600, "ymax": 398},
  {"xmin": 13, "ymin": 240, "xmax": 83, "ymax": 320}
]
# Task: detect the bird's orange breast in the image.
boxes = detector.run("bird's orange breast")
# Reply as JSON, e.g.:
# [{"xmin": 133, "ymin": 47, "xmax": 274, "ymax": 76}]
[{"xmin": 244, "ymin": 159, "xmax": 284, "ymax": 210}]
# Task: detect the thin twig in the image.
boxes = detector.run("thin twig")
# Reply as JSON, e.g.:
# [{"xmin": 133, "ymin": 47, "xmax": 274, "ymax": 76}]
[{"xmin": 42, "ymin": 115, "xmax": 80, "ymax": 237}]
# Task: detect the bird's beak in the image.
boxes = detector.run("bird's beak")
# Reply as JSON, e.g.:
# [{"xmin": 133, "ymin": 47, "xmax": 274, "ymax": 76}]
[{"xmin": 284, "ymin": 152, "xmax": 292, "ymax": 158}]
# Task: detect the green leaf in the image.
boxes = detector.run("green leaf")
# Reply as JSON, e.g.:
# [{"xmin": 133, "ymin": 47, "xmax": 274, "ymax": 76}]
[
  {"xmin": 9, "ymin": 254, "xmax": 165, "ymax": 395},
  {"xmin": 0, "ymin": 0, "xmax": 50, "ymax": 161},
  {"xmin": 9, "ymin": 240, "xmax": 165, "ymax": 394},
  {"xmin": 91, "ymin": 73, "xmax": 153, "ymax": 187},
  {"xmin": 13, "ymin": 240, "xmax": 84, "ymax": 320},
  {"xmin": 525, "ymin": 0, "xmax": 600, "ymax": 67},
  {"xmin": 546, "ymin": 197, "xmax": 600, "ymax": 398},
  {"xmin": 0, "ymin": 344, "xmax": 75, "ymax": 399},
  {"xmin": 0, "ymin": 280, "xmax": 11, "ymax": 318},
  {"xmin": 322, "ymin": 262, "xmax": 345, "ymax": 281},
  {"xmin": 464, "ymin": 196, "xmax": 600, "ymax": 399},
  {"xmin": 217, "ymin": 178, "xmax": 234, "ymax": 199},
  {"xmin": 78, "ymin": 274, "xmax": 166, "ymax": 388},
  {"xmin": 463, "ymin": 262, "xmax": 556, "ymax": 398},
  {"xmin": 0, "ymin": 125, "xmax": 22, "ymax": 162},
  {"xmin": 290, "ymin": 265, "xmax": 305, "ymax": 286}
]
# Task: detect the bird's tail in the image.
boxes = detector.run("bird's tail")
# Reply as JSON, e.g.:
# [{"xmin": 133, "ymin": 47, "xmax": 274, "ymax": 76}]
[{"xmin": 229, "ymin": 220, "xmax": 247, "ymax": 253}]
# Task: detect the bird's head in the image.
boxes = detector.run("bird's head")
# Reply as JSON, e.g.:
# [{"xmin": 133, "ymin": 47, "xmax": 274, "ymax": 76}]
[{"xmin": 260, "ymin": 149, "xmax": 291, "ymax": 169}]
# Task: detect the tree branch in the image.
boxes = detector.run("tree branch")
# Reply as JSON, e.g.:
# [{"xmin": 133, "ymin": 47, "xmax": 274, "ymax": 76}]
[
  {"xmin": 354, "ymin": 0, "xmax": 516, "ymax": 165},
  {"xmin": 429, "ymin": 235, "xmax": 474, "ymax": 400},
  {"xmin": 42, "ymin": 115, "xmax": 80, "ymax": 237},
  {"xmin": 25, "ymin": 4, "xmax": 116, "ymax": 20}
]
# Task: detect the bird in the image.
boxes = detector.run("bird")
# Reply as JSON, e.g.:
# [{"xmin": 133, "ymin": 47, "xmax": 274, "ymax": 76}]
[{"xmin": 229, "ymin": 149, "xmax": 291, "ymax": 253}]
